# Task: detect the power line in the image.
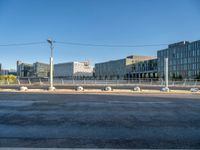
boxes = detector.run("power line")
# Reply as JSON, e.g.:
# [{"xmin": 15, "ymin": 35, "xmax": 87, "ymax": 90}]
[
  {"xmin": 0, "ymin": 40, "xmax": 169, "ymax": 48},
  {"xmin": 56, "ymin": 41, "xmax": 168, "ymax": 48},
  {"xmin": 0, "ymin": 41, "xmax": 46, "ymax": 47}
]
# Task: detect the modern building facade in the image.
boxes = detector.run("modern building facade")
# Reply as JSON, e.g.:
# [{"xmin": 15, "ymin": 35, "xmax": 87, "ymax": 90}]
[
  {"xmin": 14, "ymin": 40, "xmax": 200, "ymax": 80},
  {"xmin": 129, "ymin": 58, "xmax": 158, "ymax": 79},
  {"xmin": 33, "ymin": 62, "xmax": 50, "ymax": 77},
  {"xmin": 17, "ymin": 61, "xmax": 50, "ymax": 78},
  {"xmin": 17, "ymin": 61, "xmax": 33, "ymax": 77},
  {"xmin": 157, "ymin": 40, "xmax": 200, "ymax": 79},
  {"xmin": 54, "ymin": 61, "xmax": 93, "ymax": 78},
  {"xmin": 96, "ymin": 40, "xmax": 200, "ymax": 80},
  {"xmin": 95, "ymin": 55, "xmax": 156, "ymax": 79}
]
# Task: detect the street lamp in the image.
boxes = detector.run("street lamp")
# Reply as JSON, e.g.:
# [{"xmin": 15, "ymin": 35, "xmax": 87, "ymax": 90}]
[
  {"xmin": 161, "ymin": 57, "xmax": 170, "ymax": 92},
  {"xmin": 47, "ymin": 38, "xmax": 55, "ymax": 91}
]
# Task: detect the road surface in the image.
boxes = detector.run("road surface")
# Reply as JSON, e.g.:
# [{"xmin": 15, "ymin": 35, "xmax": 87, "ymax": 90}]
[{"xmin": 0, "ymin": 92, "xmax": 199, "ymax": 148}]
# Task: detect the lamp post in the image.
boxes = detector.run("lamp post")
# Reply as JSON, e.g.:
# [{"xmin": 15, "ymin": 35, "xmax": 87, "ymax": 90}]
[
  {"xmin": 164, "ymin": 58, "xmax": 169, "ymax": 89},
  {"xmin": 47, "ymin": 38, "xmax": 55, "ymax": 91},
  {"xmin": 161, "ymin": 57, "xmax": 169, "ymax": 92}
]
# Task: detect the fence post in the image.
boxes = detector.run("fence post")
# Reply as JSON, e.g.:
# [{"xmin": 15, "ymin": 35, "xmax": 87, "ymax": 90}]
[
  {"xmin": 172, "ymin": 81, "xmax": 175, "ymax": 86},
  {"xmin": 161, "ymin": 78, "xmax": 163, "ymax": 86},
  {"xmin": 94, "ymin": 78, "xmax": 96, "ymax": 84},
  {"xmin": 28, "ymin": 78, "xmax": 31, "ymax": 85},
  {"xmin": 7, "ymin": 79, "xmax": 9, "ymax": 85},
  {"xmin": 39, "ymin": 78, "xmax": 42, "ymax": 85},
  {"xmin": 61, "ymin": 78, "xmax": 64, "ymax": 85},
  {"xmin": 183, "ymin": 79, "xmax": 186, "ymax": 86},
  {"xmin": 83, "ymin": 78, "xmax": 86, "ymax": 84},
  {"xmin": 17, "ymin": 78, "xmax": 20, "ymax": 85},
  {"xmin": 194, "ymin": 80, "xmax": 197, "ymax": 87}
]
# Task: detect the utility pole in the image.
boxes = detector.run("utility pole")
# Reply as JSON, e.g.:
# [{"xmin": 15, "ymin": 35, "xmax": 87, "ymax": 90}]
[{"xmin": 47, "ymin": 38, "xmax": 55, "ymax": 91}]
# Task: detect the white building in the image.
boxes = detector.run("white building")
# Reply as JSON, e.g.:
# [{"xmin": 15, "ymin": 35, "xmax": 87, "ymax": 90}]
[{"xmin": 54, "ymin": 61, "xmax": 93, "ymax": 78}]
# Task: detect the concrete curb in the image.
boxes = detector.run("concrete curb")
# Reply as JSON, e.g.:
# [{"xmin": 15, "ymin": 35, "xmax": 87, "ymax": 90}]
[{"xmin": 0, "ymin": 88, "xmax": 199, "ymax": 95}]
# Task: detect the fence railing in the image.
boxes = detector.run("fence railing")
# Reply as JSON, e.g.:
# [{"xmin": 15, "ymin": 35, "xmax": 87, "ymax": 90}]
[{"xmin": 0, "ymin": 78, "xmax": 200, "ymax": 87}]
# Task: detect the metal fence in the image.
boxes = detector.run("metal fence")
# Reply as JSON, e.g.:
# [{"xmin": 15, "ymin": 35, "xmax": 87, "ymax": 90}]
[{"xmin": 1, "ymin": 78, "xmax": 200, "ymax": 87}]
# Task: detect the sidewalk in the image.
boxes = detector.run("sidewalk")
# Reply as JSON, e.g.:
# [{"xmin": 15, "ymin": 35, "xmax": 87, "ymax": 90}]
[{"xmin": 0, "ymin": 88, "xmax": 199, "ymax": 95}]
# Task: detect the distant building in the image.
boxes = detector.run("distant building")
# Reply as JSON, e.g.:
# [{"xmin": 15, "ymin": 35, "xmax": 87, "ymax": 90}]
[
  {"xmin": 8, "ymin": 69, "xmax": 17, "ymax": 76},
  {"xmin": 17, "ymin": 61, "xmax": 33, "ymax": 77},
  {"xmin": 157, "ymin": 40, "xmax": 200, "ymax": 79},
  {"xmin": 17, "ymin": 60, "xmax": 49, "ymax": 78},
  {"xmin": 0, "ymin": 64, "xmax": 16, "ymax": 76},
  {"xmin": 54, "ymin": 61, "xmax": 93, "ymax": 78},
  {"xmin": 33, "ymin": 62, "xmax": 50, "ymax": 77},
  {"xmin": 95, "ymin": 55, "xmax": 155, "ymax": 79},
  {"xmin": 0, "ymin": 69, "xmax": 9, "ymax": 75},
  {"xmin": 130, "ymin": 58, "xmax": 158, "ymax": 78}
]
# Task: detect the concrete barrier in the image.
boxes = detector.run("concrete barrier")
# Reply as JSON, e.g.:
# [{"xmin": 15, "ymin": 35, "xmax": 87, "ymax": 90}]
[
  {"xmin": 76, "ymin": 86, "xmax": 84, "ymax": 91},
  {"xmin": 48, "ymin": 87, "xmax": 56, "ymax": 91},
  {"xmin": 161, "ymin": 87, "xmax": 170, "ymax": 92},
  {"xmin": 103, "ymin": 86, "xmax": 112, "ymax": 91},
  {"xmin": 133, "ymin": 86, "xmax": 141, "ymax": 92},
  {"xmin": 19, "ymin": 86, "xmax": 28, "ymax": 91},
  {"xmin": 190, "ymin": 88, "xmax": 199, "ymax": 92}
]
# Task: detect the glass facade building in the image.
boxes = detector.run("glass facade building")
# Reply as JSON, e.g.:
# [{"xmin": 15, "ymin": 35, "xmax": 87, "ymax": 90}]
[
  {"xmin": 157, "ymin": 40, "xmax": 200, "ymax": 79},
  {"xmin": 130, "ymin": 58, "xmax": 158, "ymax": 78},
  {"xmin": 95, "ymin": 55, "xmax": 155, "ymax": 79},
  {"xmin": 17, "ymin": 61, "xmax": 50, "ymax": 78}
]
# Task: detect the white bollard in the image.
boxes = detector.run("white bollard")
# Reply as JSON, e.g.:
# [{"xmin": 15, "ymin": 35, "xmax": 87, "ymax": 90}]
[
  {"xmin": 48, "ymin": 86, "xmax": 56, "ymax": 91},
  {"xmin": 161, "ymin": 87, "xmax": 170, "ymax": 92},
  {"xmin": 103, "ymin": 86, "xmax": 112, "ymax": 91},
  {"xmin": 76, "ymin": 86, "xmax": 84, "ymax": 91},
  {"xmin": 133, "ymin": 86, "xmax": 141, "ymax": 92},
  {"xmin": 190, "ymin": 88, "xmax": 199, "ymax": 92},
  {"xmin": 19, "ymin": 86, "xmax": 28, "ymax": 91}
]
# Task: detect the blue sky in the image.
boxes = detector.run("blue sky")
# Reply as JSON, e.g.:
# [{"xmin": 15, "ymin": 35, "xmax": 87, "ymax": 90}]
[{"xmin": 0, "ymin": 0, "xmax": 200, "ymax": 69}]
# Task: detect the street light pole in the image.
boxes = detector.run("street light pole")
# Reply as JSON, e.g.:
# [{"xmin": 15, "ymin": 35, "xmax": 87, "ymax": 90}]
[
  {"xmin": 164, "ymin": 57, "xmax": 168, "ymax": 88},
  {"xmin": 161, "ymin": 57, "xmax": 170, "ymax": 92},
  {"xmin": 47, "ymin": 38, "xmax": 55, "ymax": 91}
]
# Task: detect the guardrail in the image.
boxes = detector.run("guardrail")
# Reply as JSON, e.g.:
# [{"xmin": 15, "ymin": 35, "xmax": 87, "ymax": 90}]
[{"xmin": 0, "ymin": 78, "xmax": 200, "ymax": 87}]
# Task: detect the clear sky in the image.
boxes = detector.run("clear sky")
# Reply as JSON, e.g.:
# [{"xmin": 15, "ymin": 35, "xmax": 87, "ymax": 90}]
[{"xmin": 0, "ymin": 0, "xmax": 200, "ymax": 69}]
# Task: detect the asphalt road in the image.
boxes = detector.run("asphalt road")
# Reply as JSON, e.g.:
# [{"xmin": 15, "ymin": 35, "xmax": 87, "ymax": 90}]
[{"xmin": 0, "ymin": 92, "xmax": 200, "ymax": 148}]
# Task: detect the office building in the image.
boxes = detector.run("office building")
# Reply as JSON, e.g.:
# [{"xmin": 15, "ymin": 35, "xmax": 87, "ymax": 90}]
[
  {"xmin": 33, "ymin": 62, "xmax": 50, "ymax": 77},
  {"xmin": 17, "ymin": 61, "xmax": 33, "ymax": 77},
  {"xmin": 157, "ymin": 40, "xmax": 200, "ymax": 79},
  {"xmin": 130, "ymin": 58, "xmax": 158, "ymax": 78},
  {"xmin": 95, "ymin": 55, "xmax": 155, "ymax": 79},
  {"xmin": 54, "ymin": 61, "xmax": 93, "ymax": 78},
  {"xmin": 17, "ymin": 60, "xmax": 50, "ymax": 78}
]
